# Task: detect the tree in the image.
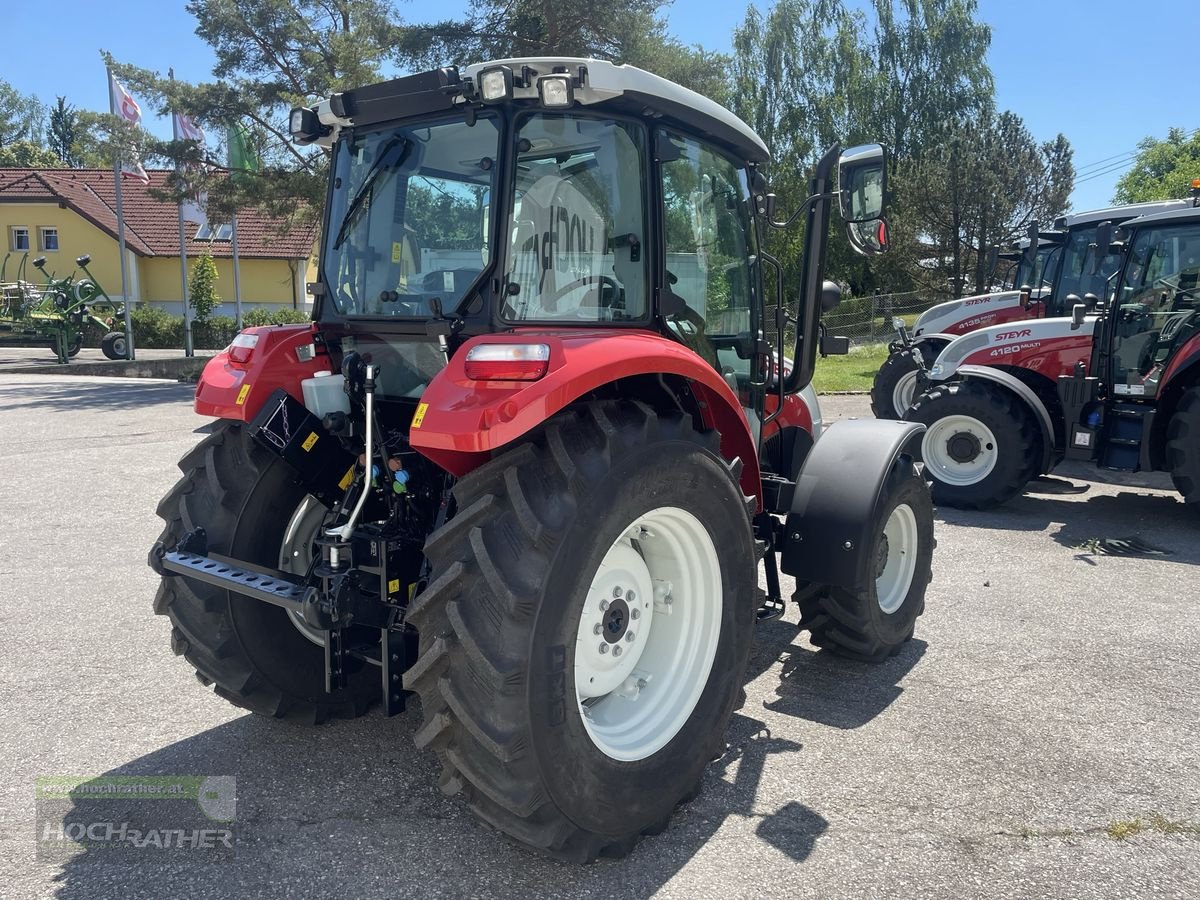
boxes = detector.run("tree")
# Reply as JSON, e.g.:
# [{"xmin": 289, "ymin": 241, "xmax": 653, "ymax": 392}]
[
  {"xmin": 1113, "ymin": 127, "xmax": 1200, "ymax": 203},
  {"xmin": 0, "ymin": 140, "xmax": 63, "ymax": 168},
  {"xmin": 0, "ymin": 80, "xmax": 46, "ymax": 149},
  {"xmin": 107, "ymin": 0, "xmax": 403, "ymax": 223},
  {"xmin": 189, "ymin": 252, "xmax": 221, "ymax": 322},
  {"xmin": 48, "ymin": 97, "xmax": 82, "ymax": 167},
  {"xmin": 905, "ymin": 110, "xmax": 1073, "ymax": 297}
]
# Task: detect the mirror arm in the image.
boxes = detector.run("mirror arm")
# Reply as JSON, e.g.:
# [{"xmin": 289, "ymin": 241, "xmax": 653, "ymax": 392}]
[
  {"xmin": 785, "ymin": 144, "xmax": 839, "ymax": 394},
  {"xmin": 766, "ymin": 190, "xmax": 836, "ymax": 230}
]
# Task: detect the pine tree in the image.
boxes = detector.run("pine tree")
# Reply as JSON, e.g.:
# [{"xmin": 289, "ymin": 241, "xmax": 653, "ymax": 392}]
[{"xmin": 48, "ymin": 97, "xmax": 81, "ymax": 167}]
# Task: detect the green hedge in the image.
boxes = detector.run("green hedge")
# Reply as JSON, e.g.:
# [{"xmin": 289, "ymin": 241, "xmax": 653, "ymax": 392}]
[{"xmin": 129, "ymin": 305, "xmax": 310, "ymax": 350}]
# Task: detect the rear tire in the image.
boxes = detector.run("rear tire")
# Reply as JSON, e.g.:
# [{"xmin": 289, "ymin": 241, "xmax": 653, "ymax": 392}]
[
  {"xmin": 1166, "ymin": 386, "xmax": 1200, "ymax": 504},
  {"xmin": 870, "ymin": 342, "xmax": 942, "ymax": 419},
  {"xmin": 906, "ymin": 380, "xmax": 1041, "ymax": 509},
  {"xmin": 405, "ymin": 401, "xmax": 756, "ymax": 861},
  {"xmin": 101, "ymin": 331, "xmax": 127, "ymax": 360},
  {"xmin": 151, "ymin": 421, "xmax": 379, "ymax": 722},
  {"xmin": 797, "ymin": 460, "xmax": 933, "ymax": 661}
]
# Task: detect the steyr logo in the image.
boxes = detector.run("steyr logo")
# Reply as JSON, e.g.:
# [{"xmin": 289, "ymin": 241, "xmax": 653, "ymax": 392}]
[
  {"xmin": 995, "ymin": 329, "xmax": 1032, "ymax": 341},
  {"xmin": 964, "ymin": 296, "xmax": 992, "ymax": 306}
]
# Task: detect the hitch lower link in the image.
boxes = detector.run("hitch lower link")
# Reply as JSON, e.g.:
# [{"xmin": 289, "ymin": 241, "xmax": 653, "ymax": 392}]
[{"xmin": 149, "ymin": 527, "xmax": 415, "ymax": 716}]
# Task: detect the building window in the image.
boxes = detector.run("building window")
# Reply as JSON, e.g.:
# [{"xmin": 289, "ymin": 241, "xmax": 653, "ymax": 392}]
[
  {"xmin": 196, "ymin": 223, "xmax": 233, "ymax": 241},
  {"xmin": 39, "ymin": 227, "xmax": 59, "ymax": 251},
  {"xmin": 9, "ymin": 226, "xmax": 29, "ymax": 252}
]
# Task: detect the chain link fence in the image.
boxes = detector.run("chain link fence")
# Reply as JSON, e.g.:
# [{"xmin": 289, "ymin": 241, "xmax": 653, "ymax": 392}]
[{"xmin": 822, "ymin": 291, "xmax": 950, "ymax": 346}]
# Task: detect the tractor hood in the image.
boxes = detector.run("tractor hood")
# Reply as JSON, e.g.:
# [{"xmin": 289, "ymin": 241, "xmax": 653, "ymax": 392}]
[{"xmin": 928, "ymin": 315, "xmax": 1098, "ymax": 382}]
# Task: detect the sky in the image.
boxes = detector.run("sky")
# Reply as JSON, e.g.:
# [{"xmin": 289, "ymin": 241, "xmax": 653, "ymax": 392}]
[{"xmin": 2, "ymin": 0, "xmax": 1192, "ymax": 213}]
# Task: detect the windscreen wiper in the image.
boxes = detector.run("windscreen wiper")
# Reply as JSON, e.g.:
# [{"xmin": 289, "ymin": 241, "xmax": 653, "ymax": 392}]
[{"xmin": 332, "ymin": 136, "xmax": 410, "ymax": 250}]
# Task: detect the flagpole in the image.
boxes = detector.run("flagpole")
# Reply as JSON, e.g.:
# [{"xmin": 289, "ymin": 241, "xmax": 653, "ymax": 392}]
[
  {"xmin": 231, "ymin": 214, "xmax": 244, "ymax": 330},
  {"xmin": 170, "ymin": 69, "xmax": 194, "ymax": 358},
  {"xmin": 106, "ymin": 67, "xmax": 136, "ymax": 361}
]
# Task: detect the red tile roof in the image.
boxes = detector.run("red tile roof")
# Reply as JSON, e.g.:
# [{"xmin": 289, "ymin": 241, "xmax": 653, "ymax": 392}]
[{"xmin": 0, "ymin": 168, "xmax": 316, "ymax": 260}]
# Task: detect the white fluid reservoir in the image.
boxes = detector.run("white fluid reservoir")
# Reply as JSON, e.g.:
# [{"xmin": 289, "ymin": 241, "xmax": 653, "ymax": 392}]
[{"xmin": 301, "ymin": 371, "xmax": 350, "ymax": 418}]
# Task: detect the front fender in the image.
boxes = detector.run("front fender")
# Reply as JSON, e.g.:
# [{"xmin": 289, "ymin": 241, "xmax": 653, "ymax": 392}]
[
  {"xmin": 408, "ymin": 330, "xmax": 762, "ymax": 500},
  {"xmin": 779, "ymin": 419, "xmax": 925, "ymax": 593}
]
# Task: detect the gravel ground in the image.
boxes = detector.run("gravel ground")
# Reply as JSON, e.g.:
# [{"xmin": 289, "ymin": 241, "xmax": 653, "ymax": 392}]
[{"xmin": 0, "ymin": 376, "xmax": 1196, "ymax": 899}]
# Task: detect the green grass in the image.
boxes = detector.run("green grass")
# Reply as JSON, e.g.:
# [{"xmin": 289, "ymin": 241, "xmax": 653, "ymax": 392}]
[{"xmin": 811, "ymin": 342, "xmax": 890, "ymax": 393}]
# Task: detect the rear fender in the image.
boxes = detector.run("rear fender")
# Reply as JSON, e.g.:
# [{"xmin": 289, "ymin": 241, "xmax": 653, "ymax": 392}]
[
  {"xmin": 779, "ymin": 419, "xmax": 925, "ymax": 593},
  {"xmin": 408, "ymin": 331, "xmax": 762, "ymax": 501},
  {"xmin": 194, "ymin": 324, "xmax": 328, "ymax": 420},
  {"xmin": 955, "ymin": 365, "xmax": 1056, "ymax": 471}
]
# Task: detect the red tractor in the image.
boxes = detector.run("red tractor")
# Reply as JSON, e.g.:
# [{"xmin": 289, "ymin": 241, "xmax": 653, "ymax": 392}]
[
  {"xmin": 906, "ymin": 201, "xmax": 1200, "ymax": 509},
  {"xmin": 871, "ymin": 200, "xmax": 1188, "ymax": 419},
  {"xmin": 148, "ymin": 59, "xmax": 935, "ymax": 860}
]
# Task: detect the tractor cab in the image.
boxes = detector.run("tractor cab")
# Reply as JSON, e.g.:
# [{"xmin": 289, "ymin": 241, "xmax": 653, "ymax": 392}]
[
  {"xmin": 290, "ymin": 59, "xmax": 884, "ymax": 443},
  {"xmin": 1056, "ymin": 203, "xmax": 1200, "ymax": 472}
]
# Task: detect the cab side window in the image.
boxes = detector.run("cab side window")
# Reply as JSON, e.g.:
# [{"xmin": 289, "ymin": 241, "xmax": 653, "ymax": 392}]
[{"xmin": 660, "ymin": 134, "xmax": 756, "ymax": 376}]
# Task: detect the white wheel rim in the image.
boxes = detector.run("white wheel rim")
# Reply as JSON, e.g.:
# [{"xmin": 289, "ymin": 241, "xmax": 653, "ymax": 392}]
[
  {"xmin": 574, "ymin": 506, "xmax": 722, "ymax": 762},
  {"xmin": 922, "ymin": 414, "xmax": 998, "ymax": 486},
  {"xmin": 279, "ymin": 495, "xmax": 328, "ymax": 646},
  {"xmin": 891, "ymin": 369, "xmax": 920, "ymax": 415},
  {"xmin": 876, "ymin": 503, "xmax": 918, "ymax": 614}
]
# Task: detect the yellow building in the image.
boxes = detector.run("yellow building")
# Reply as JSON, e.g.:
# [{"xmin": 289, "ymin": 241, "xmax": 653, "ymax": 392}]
[{"xmin": 0, "ymin": 168, "xmax": 318, "ymax": 315}]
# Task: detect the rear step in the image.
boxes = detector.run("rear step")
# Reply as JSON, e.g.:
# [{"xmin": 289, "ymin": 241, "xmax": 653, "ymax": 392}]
[{"xmin": 156, "ymin": 548, "xmax": 308, "ymax": 613}]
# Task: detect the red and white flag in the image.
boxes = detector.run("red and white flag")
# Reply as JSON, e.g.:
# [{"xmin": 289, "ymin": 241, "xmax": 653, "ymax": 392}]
[
  {"xmin": 173, "ymin": 111, "xmax": 208, "ymax": 226},
  {"xmin": 109, "ymin": 73, "xmax": 149, "ymax": 184}
]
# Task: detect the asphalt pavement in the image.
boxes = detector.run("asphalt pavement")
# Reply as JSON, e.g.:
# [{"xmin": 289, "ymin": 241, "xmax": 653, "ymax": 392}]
[{"xmin": 1, "ymin": 375, "xmax": 1197, "ymax": 899}]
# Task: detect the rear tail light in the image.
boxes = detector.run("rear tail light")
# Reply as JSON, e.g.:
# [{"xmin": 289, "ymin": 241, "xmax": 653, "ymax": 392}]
[
  {"xmin": 228, "ymin": 331, "xmax": 260, "ymax": 366},
  {"xmin": 463, "ymin": 343, "xmax": 550, "ymax": 381}
]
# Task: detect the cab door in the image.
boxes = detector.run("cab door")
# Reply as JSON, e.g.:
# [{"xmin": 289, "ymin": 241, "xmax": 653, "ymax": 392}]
[
  {"xmin": 657, "ymin": 132, "xmax": 762, "ymax": 417},
  {"xmin": 1108, "ymin": 221, "xmax": 1200, "ymax": 400}
]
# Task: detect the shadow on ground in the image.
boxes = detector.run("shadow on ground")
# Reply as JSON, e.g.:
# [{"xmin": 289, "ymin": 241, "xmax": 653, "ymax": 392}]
[
  {"xmin": 935, "ymin": 488, "xmax": 1199, "ymax": 566},
  {"xmin": 0, "ymin": 380, "xmax": 193, "ymax": 413}
]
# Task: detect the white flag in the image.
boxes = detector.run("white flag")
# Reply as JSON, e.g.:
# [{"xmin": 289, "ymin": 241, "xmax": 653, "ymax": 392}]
[
  {"xmin": 109, "ymin": 73, "xmax": 149, "ymax": 184},
  {"xmin": 173, "ymin": 111, "xmax": 208, "ymax": 226}
]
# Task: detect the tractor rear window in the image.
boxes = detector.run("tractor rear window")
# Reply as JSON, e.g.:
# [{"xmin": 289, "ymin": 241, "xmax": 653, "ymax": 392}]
[
  {"xmin": 501, "ymin": 115, "xmax": 648, "ymax": 322},
  {"xmin": 322, "ymin": 114, "xmax": 500, "ymax": 318}
]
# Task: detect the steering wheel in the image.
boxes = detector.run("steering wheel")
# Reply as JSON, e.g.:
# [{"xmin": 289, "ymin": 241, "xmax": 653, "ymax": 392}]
[{"xmin": 542, "ymin": 275, "xmax": 621, "ymax": 313}]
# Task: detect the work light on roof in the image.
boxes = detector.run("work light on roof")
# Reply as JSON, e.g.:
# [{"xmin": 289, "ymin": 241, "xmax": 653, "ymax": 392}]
[
  {"xmin": 478, "ymin": 66, "xmax": 513, "ymax": 103},
  {"xmin": 537, "ymin": 74, "xmax": 574, "ymax": 109}
]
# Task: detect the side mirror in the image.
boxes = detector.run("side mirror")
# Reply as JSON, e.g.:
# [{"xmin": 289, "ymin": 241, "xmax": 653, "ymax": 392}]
[
  {"xmin": 1069, "ymin": 295, "xmax": 1086, "ymax": 330},
  {"xmin": 837, "ymin": 144, "xmax": 887, "ymax": 222},
  {"xmin": 819, "ymin": 333, "xmax": 850, "ymax": 356},
  {"xmin": 820, "ymin": 280, "xmax": 843, "ymax": 312},
  {"xmin": 846, "ymin": 218, "xmax": 889, "ymax": 256},
  {"xmin": 985, "ymin": 245, "xmax": 999, "ymax": 280}
]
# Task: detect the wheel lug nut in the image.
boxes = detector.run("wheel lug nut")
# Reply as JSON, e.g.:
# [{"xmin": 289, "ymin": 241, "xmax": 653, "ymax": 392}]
[
  {"xmin": 625, "ymin": 632, "xmax": 635, "ymax": 642},
  {"xmin": 627, "ymin": 590, "xmax": 636, "ymax": 602},
  {"xmin": 631, "ymin": 609, "xmax": 640, "ymax": 620},
  {"xmin": 600, "ymin": 599, "xmax": 610, "ymax": 611},
  {"xmin": 612, "ymin": 586, "xmax": 623, "ymax": 598},
  {"xmin": 612, "ymin": 645, "xmax": 623, "ymax": 657},
  {"xmin": 593, "ymin": 623, "xmax": 603, "ymax": 635},
  {"xmin": 599, "ymin": 643, "xmax": 609, "ymax": 654}
]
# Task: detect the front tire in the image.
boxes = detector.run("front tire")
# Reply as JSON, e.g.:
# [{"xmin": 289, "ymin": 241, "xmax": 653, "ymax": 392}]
[
  {"xmin": 152, "ymin": 421, "xmax": 379, "ymax": 722},
  {"xmin": 797, "ymin": 460, "xmax": 933, "ymax": 661},
  {"xmin": 870, "ymin": 342, "xmax": 942, "ymax": 420},
  {"xmin": 405, "ymin": 402, "xmax": 756, "ymax": 861},
  {"xmin": 1166, "ymin": 386, "xmax": 1200, "ymax": 504},
  {"xmin": 906, "ymin": 380, "xmax": 1041, "ymax": 509}
]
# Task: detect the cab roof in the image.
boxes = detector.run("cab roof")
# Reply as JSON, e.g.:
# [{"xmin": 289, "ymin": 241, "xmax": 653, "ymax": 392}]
[
  {"xmin": 1053, "ymin": 199, "xmax": 1188, "ymax": 229},
  {"xmin": 314, "ymin": 57, "xmax": 770, "ymax": 164},
  {"xmin": 1119, "ymin": 203, "xmax": 1200, "ymax": 229}
]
